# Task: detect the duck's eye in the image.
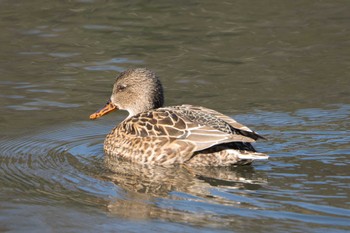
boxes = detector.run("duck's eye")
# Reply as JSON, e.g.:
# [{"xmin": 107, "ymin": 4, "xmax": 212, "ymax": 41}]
[{"xmin": 117, "ymin": 84, "xmax": 127, "ymax": 91}]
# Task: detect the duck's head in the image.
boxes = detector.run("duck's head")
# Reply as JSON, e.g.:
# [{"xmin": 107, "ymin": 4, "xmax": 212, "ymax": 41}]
[{"xmin": 90, "ymin": 68, "xmax": 164, "ymax": 120}]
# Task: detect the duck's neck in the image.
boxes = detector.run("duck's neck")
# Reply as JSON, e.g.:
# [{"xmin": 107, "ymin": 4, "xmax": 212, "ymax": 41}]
[
  {"xmin": 125, "ymin": 104, "xmax": 155, "ymax": 119},
  {"xmin": 126, "ymin": 93, "xmax": 164, "ymax": 118}
]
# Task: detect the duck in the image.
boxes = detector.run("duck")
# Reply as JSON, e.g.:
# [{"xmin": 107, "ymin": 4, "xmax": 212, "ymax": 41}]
[{"xmin": 90, "ymin": 68, "xmax": 268, "ymax": 166}]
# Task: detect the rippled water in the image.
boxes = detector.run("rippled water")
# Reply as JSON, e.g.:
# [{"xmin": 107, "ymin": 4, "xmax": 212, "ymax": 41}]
[{"xmin": 1, "ymin": 1, "xmax": 350, "ymax": 232}]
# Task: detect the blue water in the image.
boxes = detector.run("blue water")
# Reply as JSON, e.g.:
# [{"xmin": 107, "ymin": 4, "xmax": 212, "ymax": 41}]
[{"xmin": 1, "ymin": 104, "xmax": 349, "ymax": 232}]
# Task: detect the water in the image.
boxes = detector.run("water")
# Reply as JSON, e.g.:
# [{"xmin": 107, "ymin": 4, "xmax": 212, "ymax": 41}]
[{"xmin": 1, "ymin": 0, "xmax": 350, "ymax": 232}]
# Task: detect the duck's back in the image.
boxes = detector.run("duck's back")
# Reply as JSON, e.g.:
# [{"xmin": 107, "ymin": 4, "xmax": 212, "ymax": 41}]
[{"xmin": 167, "ymin": 105, "xmax": 265, "ymax": 140}]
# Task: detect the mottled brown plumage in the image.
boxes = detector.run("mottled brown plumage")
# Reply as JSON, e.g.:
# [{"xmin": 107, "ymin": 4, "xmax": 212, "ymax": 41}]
[{"xmin": 90, "ymin": 68, "xmax": 268, "ymax": 166}]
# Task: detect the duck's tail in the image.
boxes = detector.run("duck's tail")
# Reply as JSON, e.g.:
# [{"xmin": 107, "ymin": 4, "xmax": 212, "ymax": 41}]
[{"xmin": 227, "ymin": 149, "xmax": 269, "ymax": 161}]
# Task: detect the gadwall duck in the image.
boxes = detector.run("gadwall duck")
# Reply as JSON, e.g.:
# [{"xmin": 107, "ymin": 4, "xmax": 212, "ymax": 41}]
[{"xmin": 90, "ymin": 68, "xmax": 268, "ymax": 166}]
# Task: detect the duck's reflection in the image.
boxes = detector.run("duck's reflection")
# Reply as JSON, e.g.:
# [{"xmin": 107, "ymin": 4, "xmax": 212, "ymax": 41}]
[{"xmin": 100, "ymin": 158, "xmax": 267, "ymax": 221}]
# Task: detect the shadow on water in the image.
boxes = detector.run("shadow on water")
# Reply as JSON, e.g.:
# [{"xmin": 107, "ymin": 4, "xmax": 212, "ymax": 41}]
[{"xmin": 103, "ymin": 159, "xmax": 267, "ymax": 223}]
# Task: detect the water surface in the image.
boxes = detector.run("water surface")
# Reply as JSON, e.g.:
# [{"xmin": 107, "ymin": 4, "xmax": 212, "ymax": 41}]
[{"xmin": 0, "ymin": 1, "xmax": 349, "ymax": 232}]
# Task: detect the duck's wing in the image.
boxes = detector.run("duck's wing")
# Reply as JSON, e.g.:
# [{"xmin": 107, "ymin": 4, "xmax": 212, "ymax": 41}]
[
  {"xmin": 121, "ymin": 108, "xmax": 255, "ymax": 152},
  {"xmin": 174, "ymin": 105, "xmax": 267, "ymax": 141}
]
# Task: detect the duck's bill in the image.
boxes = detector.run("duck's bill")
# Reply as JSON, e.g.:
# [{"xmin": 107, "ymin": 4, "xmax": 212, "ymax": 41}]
[{"xmin": 89, "ymin": 100, "xmax": 117, "ymax": 120}]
